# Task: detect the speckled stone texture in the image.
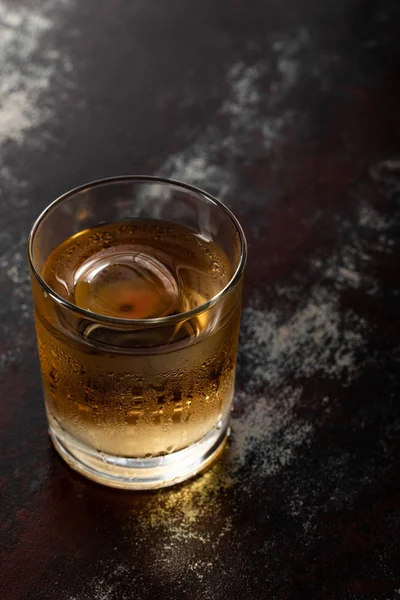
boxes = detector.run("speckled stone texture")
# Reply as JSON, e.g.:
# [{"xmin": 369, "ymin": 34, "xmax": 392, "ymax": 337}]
[{"xmin": 1, "ymin": 0, "xmax": 400, "ymax": 598}]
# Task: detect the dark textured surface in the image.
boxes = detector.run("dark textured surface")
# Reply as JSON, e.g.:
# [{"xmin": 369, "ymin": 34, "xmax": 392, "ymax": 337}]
[{"xmin": 1, "ymin": 1, "xmax": 400, "ymax": 598}]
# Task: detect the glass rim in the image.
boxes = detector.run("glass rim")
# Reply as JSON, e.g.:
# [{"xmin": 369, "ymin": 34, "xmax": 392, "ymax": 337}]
[{"xmin": 27, "ymin": 175, "xmax": 247, "ymax": 327}]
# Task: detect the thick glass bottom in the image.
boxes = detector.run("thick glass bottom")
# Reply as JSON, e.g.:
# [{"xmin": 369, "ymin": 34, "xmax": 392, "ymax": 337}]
[{"xmin": 48, "ymin": 416, "xmax": 230, "ymax": 490}]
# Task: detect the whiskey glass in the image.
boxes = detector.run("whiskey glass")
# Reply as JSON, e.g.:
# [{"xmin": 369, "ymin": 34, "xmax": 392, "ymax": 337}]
[{"xmin": 28, "ymin": 176, "xmax": 246, "ymax": 489}]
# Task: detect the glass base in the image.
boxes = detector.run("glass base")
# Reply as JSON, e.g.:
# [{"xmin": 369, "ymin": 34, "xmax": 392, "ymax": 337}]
[{"xmin": 49, "ymin": 417, "xmax": 230, "ymax": 490}]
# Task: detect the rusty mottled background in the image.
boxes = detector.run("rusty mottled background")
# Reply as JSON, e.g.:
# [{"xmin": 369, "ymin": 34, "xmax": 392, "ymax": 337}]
[{"xmin": 1, "ymin": 0, "xmax": 400, "ymax": 599}]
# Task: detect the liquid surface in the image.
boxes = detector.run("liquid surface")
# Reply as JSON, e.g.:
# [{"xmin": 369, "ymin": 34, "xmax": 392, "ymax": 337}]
[{"xmin": 42, "ymin": 219, "xmax": 231, "ymax": 320}]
